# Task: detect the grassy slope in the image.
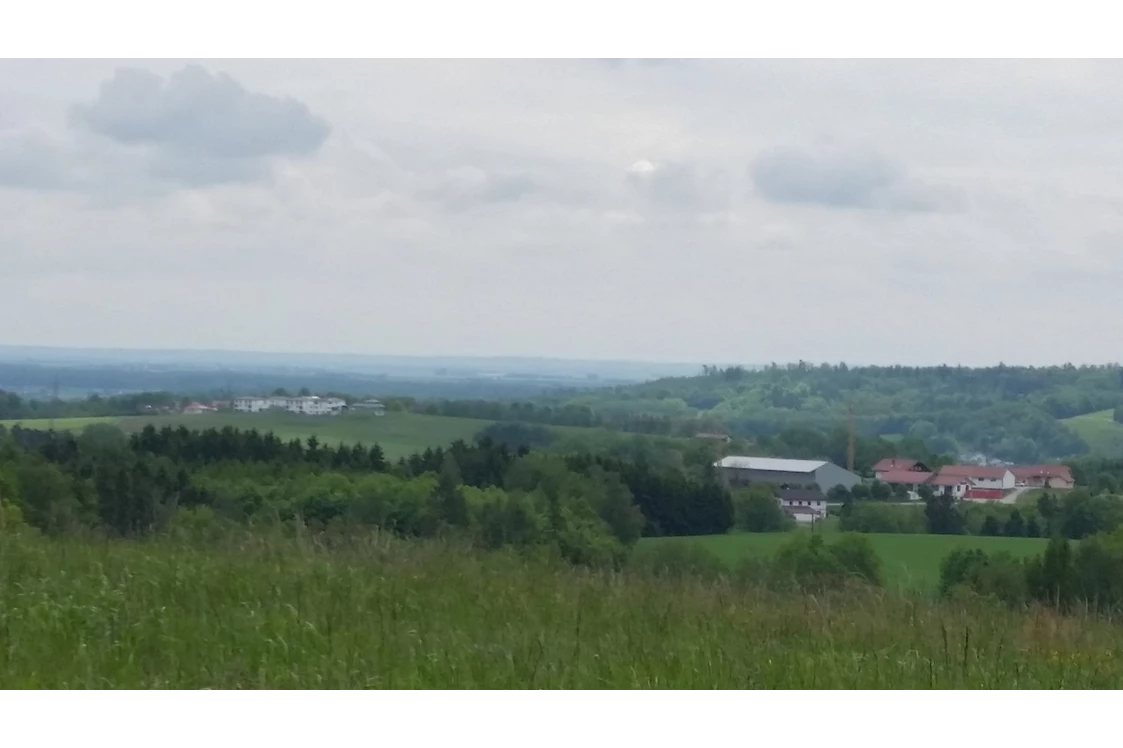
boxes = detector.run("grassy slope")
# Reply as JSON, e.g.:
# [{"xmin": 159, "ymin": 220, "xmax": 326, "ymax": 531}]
[
  {"xmin": 1063, "ymin": 409, "xmax": 1123, "ymax": 457},
  {"xmin": 638, "ymin": 525, "xmax": 1049, "ymax": 591},
  {"xmin": 3, "ymin": 529, "xmax": 1121, "ymax": 688},
  {"xmin": 0, "ymin": 412, "xmax": 493, "ymax": 460}
]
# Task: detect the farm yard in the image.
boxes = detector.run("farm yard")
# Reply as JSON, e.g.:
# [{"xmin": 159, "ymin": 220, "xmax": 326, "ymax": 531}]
[
  {"xmin": 636, "ymin": 525, "xmax": 1051, "ymax": 591},
  {"xmin": 0, "ymin": 411, "xmax": 494, "ymax": 460}
]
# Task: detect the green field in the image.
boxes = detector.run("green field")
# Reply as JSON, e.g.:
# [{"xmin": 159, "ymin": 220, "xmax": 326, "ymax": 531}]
[
  {"xmin": 3, "ymin": 528, "xmax": 1122, "ymax": 688},
  {"xmin": 0, "ymin": 412, "xmax": 493, "ymax": 460},
  {"xmin": 638, "ymin": 525, "xmax": 1050, "ymax": 591},
  {"xmin": 1064, "ymin": 409, "xmax": 1123, "ymax": 457}
]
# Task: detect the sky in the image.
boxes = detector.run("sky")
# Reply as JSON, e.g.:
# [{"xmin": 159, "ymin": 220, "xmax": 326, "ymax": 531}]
[{"xmin": 4, "ymin": 59, "xmax": 1123, "ymax": 367}]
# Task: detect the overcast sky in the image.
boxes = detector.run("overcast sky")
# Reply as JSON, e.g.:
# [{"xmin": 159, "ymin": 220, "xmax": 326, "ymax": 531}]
[{"xmin": 4, "ymin": 59, "xmax": 1123, "ymax": 366}]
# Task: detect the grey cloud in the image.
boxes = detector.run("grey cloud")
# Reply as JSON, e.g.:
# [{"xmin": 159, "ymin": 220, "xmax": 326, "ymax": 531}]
[
  {"xmin": 750, "ymin": 144, "xmax": 955, "ymax": 212},
  {"xmin": 626, "ymin": 161, "xmax": 732, "ymax": 211},
  {"xmin": 420, "ymin": 166, "xmax": 538, "ymax": 211},
  {"xmin": 0, "ymin": 130, "xmax": 74, "ymax": 190}
]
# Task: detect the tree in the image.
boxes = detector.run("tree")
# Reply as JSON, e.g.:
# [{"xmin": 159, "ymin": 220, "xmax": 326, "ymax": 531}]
[
  {"xmin": 1114, "ymin": 405, "xmax": 1123, "ymax": 425},
  {"xmin": 924, "ymin": 493, "xmax": 964, "ymax": 535},
  {"xmin": 733, "ymin": 484, "xmax": 792, "ymax": 532},
  {"xmin": 869, "ymin": 480, "xmax": 891, "ymax": 501},
  {"xmin": 850, "ymin": 483, "xmax": 871, "ymax": 501},
  {"xmin": 1025, "ymin": 516, "xmax": 1041, "ymax": 537},
  {"xmin": 980, "ymin": 514, "xmax": 1001, "ymax": 536},
  {"xmin": 1004, "ymin": 508, "xmax": 1026, "ymax": 537},
  {"xmin": 827, "ymin": 484, "xmax": 852, "ymax": 503}
]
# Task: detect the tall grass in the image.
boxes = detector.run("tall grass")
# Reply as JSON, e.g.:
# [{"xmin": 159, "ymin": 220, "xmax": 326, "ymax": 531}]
[{"xmin": 3, "ymin": 528, "xmax": 1123, "ymax": 688}]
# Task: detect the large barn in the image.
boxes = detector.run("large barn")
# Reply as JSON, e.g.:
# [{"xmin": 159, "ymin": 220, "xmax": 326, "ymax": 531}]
[{"xmin": 715, "ymin": 456, "xmax": 861, "ymax": 493}]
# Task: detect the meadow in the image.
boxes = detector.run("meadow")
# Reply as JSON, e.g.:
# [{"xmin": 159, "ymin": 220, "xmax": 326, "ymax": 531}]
[
  {"xmin": 0, "ymin": 411, "xmax": 493, "ymax": 460},
  {"xmin": 637, "ymin": 525, "xmax": 1051, "ymax": 591},
  {"xmin": 1063, "ymin": 409, "xmax": 1123, "ymax": 458},
  {"xmin": 2, "ymin": 528, "xmax": 1122, "ymax": 688}
]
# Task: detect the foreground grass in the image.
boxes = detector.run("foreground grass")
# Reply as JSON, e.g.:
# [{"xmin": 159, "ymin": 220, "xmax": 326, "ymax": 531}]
[
  {"xmin": 638, "ymin": 527, "xmax": 1050, "ymax": 591},
  {"xmin": 3, "ymin": 530, "xmax": 1123, "ymax": 688},
  {"xmin": 1064, "ymin": 409, "xmax": 1123, "ymax": 458},
  {"xmin": 1, "ymin": 412, "xmax": 493, "ymax": 460}
]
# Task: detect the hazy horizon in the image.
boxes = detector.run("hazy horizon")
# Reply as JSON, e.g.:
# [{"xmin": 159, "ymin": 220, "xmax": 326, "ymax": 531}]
[{"xmin": 5, "ymin": 60, "xmax": 1123, "ymax": 366}]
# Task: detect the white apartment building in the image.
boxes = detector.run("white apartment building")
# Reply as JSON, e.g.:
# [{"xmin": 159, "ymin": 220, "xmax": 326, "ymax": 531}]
[{"xmin": 233, "ymin": 395, "xmax": 347, "ymax": 416}]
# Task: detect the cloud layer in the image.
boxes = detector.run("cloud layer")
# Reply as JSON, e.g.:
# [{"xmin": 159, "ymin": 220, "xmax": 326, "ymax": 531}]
[{"xmin": 2, "ymin": 60, "xmax": 1123, "ymax": 366}]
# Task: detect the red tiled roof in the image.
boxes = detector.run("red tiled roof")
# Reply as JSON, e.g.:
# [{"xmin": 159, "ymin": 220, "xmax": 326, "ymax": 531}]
[
  {"xmin": 1010, "ymin": 465, "xmax": 1073, "ymax": 480},
  {"xmin": 930, "ymin": 473, "xmax": 971, "ymax": 486},
  {"xmin": 938, "ymin": 465, "xmax": 1011, "ymax": 480},
  {"xmin": 877, "ymin": 470, "xmax": 934, "ymax": 485},
  {"xmin": 873, "ymin": 458, "xmax": 922, "ymax": 473}
]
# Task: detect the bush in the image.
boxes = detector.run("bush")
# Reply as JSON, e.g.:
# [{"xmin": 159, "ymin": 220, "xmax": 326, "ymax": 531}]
[
  {"xmin": 733, "ymin": 485, "xmax": 792, "ymax": 532},
  {"xmin": 839, "ymin": 502, "xmax": 925, "ymax": 534},
  {"xmin": 940, "ymin": 548, "xmax": 1027, "ymax": 605},
  {"xmin": 773, "ymin": 533, "xmax": 883, "ymax": 590}
]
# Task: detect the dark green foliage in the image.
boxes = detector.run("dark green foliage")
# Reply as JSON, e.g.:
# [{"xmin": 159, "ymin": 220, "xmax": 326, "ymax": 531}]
[
  {"xmin": 869, "ymin": 480, "xmax": 891, "ymax": 501},
  {"xmin": 1004, "ymin": 509, "xmax": 1026, "ymax": 537},
  {"xmin": 925, "ymin": 493, "xmax": 965, "ymax": 535},
  {"xmin": 475, "ymin": 422, "xmax": 556, "ymax": 450},
  {"xmin": 629, "ymin": 541, "xmax": 728, "ymax": 581},
  {"xmin": 980, "ymin": 515, "xmax": 1001, "ymax": 536}
]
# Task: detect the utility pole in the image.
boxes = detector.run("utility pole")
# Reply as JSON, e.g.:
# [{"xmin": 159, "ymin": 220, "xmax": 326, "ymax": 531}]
[{"xmin": 847, "ymin": 404, "xmax": 855, "ymax": 473}]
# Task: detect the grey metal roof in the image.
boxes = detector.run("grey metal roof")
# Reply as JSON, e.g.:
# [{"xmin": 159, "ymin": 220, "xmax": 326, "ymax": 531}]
[{"xmin": 716, "ymin": 456, "xmax": 827, "ymax": 473}]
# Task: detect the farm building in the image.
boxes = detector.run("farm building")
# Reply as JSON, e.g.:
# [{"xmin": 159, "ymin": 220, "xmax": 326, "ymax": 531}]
[
  {"xmin": 928, "ymin": 473, "xmax": 971, "ymax": 499},
  {"xmin": 233, "ymin": 395, "xmax": 346, "ymax": 416},
  {"xmin": 716, "ymin": 456, "xmax": 861, "ymax": 493},
  {"xmin": 350, "ymin": 399, "xmax": 387, "ymax": 416},
  {"xmin": 777, "ymin": 487, "xmax": 828, "ymax": 523},
  {"xmin": 936, "ymin": 465, "xmax": 1015, "ymax": 491},
  {"xmin": 872, "ymin": 458, "xmax": 931, "ymax": 480},
  {"xmin": 877, "ymin": 470, "xmax": 934, "ymax": 493},
  {"xmin": 1010, "ymin": 465, "xmax": 1074, "ymax": 489}
]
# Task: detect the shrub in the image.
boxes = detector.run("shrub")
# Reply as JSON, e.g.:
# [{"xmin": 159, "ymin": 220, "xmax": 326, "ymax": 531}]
[
  {"xmin": 733, "ymin": 485, "xmax": 792, "ymax": 532},
  {"xmin": 773, "ymin": 533, "xmax": 883, "ymax": 591}
]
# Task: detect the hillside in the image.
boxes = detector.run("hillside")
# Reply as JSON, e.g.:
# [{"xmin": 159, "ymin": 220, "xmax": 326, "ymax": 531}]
[
  {"xmin": 1063, "ymin": 409, "xmax": 1123, "ymax": 458},
  {"xmin": 553, "ymin": 364, "xmax": 1123, "ymax": 462}
]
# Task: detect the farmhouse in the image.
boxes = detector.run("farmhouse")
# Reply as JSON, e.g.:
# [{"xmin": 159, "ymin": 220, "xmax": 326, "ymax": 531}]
[
  {"xmin": 928, "ymin": 473, "xmax": 971, "ymax": 499},
  {"xmin": 182, "ymin": 402, "xmax": 216, "ymax": 415},
  {"xmin": 1010, "ymin": 464, "xmax": 1074, "ymax": 489},
  {"xmin": 876, "ymin": 470, "xmax": 934, "ymax": 493},
  {"xmin": 350, "ymin": 399, "xmax": 387, "ymax": 416},
  {"xmin": 936, "ymin": 465, "xmax": 1015, "ymax": 491},
  {"xmin": 233, "ymin": 395, "xmax": 347, "ymax": 416},
  {"xmin": 777, "ymin": 487, "xmax": 828, "ymax": 523},
  {"xmin": 872, "ymin": 458, "xmax": 931, "ymax": 480},
  {"xmin": 716, "ymin": 455, "xmax": 861, "ymax": 493}
]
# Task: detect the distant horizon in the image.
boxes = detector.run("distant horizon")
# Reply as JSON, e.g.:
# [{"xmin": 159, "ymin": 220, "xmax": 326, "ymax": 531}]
[{"xmin": 2, "ymin": 342, "xmax": 1122, "ymax": 371}]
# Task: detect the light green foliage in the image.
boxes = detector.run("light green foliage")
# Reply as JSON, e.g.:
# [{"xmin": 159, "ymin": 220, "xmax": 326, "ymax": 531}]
[
  {"xmin": 8, "ymin": 530, "xmax": 1123, "ymax": 687},
  {"xmin": 840, "ymin": 502, "xmax": 926, "ymax": 534},
  {"xmin": 732, "ymin": 483, "xmax": 792, "ymax": 533}
]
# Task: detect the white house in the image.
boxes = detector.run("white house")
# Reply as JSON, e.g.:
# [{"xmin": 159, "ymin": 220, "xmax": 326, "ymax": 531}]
[
  {"xmin": 777, "ymin": 488, "xmax": 828, "ymax": 524},
  {"xmin": 350, "ymin": 399, "xmax": 387, "ymax": 416},
  {"xmin": 936, "ymin": 465, "xmax": 1015, "ymax": 491},
  {"xmin": 233, "ymin": 395, "xmax": 346, "ymax": 416}
]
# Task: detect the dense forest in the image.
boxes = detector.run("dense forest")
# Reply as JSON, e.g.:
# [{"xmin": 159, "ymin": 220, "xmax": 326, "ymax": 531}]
[{"xmin": 541, "ymin": 363, "xmax": 1123, "ymax": 462}]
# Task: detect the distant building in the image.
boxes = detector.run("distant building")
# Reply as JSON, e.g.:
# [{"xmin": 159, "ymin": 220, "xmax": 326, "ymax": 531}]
[
  {"xmin": 233, "ymin": 395, "xmax": 346, "ymax": 416},
  {"xmin": 872, "ymin": 458, "xmax": 931, "ymax": 480},
  {"xmin": 350, "ymin": 399, "xmax": 387, "ymax": 416},
  {"xmin": 716, "ymin": 455, "xmax": 861, "ymax": 493},
  {"xmin": 936, "ymin": 465, "xmax": 1015, "ymax": 491},
  {"xmin": 1010, "ymin": 465, "xmax": 1075, "ymax": 489},
  {"xmin": 876, "ymin": 470, "xmax": 934, "ymax": 494},
  {"xmin": 182, "ymin": 402, "xmax": 216, "ymax": 415},
  {"xmin": 777, "ymin": 487, "xmax": 828, "ymax": 524}
]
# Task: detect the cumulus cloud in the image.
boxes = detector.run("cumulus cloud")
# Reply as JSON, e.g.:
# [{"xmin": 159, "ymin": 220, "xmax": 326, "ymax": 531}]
[
  {"xmin": 625, "ymin": 159, "xmax": 732, "ymax": 211},
  {"xmin": 70, "ymin": 65, "xmax": 330, "ymax": 185},
  {"xmin": 1, "ymin": 66, "xmax": 332, "ymax": 194},
  {"xmin": 419, "ymin": 166, "xmax": 538, "ymax": 211},
  {"xmin": 750, "ymin": 143, "xmax": 956, "ymax": 212}
]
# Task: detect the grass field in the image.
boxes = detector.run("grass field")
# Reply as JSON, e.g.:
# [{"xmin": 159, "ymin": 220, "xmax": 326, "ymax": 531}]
[
  {"xmin": 0, "ymin": 412, "xmax": 493, "ymax": 460},
  {"xmin": 3, "ymin": 529, "xmax": 1121, "ymax": 688},
  {"xmin": 1064, "ymin": 409, "xmax": 1123, "ymax": 457},
  {"xmin": 638, "ymin": 525, "xmax": 1050, "ymax": 591}
]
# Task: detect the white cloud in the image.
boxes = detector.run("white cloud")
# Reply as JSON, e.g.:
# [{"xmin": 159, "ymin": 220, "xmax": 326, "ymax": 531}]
[{"xmin": 4, "ymin": 60, "xmax": 1123, "ymax": 365}]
